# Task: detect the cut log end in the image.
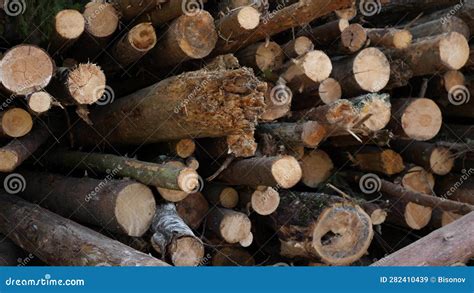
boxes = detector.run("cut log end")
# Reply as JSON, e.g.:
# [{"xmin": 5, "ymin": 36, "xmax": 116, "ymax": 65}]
[
  {"xmin": 175, "ymin": 139, "xmax": 196, "ymax": 158},
  {"xmin": 0, "ymin": 149, "xmax": 18, "ymax": 172},
  {"xmin": 177, "ymin": 168, "xmax": 201, "ymax": 194},
  {"xmin": 300, "ymin": 50, "xmax": 332, "ymax": 83},
  {"xmin": 312, "ymin": 204, "xmax": 373, "ymax": 266},
  {"xmin": 28, "ymin": 91, "xmax": 53, "ymax": 114},
  {"xmin": 251, "ymin": 187, "xmax": 280, "ymax": 216},
  {"xmin": 430, "ymin": 147, "xmax": 454, "ymax": 175},
  {"xmin": 128, "ymin": 22, "xmax": 157, "ymax": 51},
  {"xmin": 271, "ymin": 156, "xmax": 303, "ymax": 188},
  {"xmin": 441, "ymin": 211, "xmax": 463, "ymax": 226},
  {"xmin": 392, "ymin": 30, "xmax": 413, "ymax": 49},
  {"xmin": 220, "ymin": 211, "xmax": 252, "ymax": 244},
  {"xmin": 401, "ymin": 98, "xmax": 442, "ymax": 141},
  {"xmin": 220, "ymin": 187, "xmax": 239, "ymax": 209},
  {"xmin": 67, "ymin": 63, "xmax": 106, "ymax": 105},
  {"xmin": 402, "ymin": 166, "xmax": 435, "ymax": 194},
  {"xmin": 300, "ymin": 151, "xmax": 334, "ymax": 188},
  {"xmin": 370, "ymin": 209, "xmax": 387, "ymax": 225},
  {"xmin": 439, "ymin": 32, "xmax": 470, "ymax": 71},
  {"xmin": 301, "ymin": 121, "xmax": 327, "ymax": 148},
  {"xmin": 353, "ymin": 48, "xmax": 390, "ymax": 92},
  {"xmin": 404, "ymin": 203, "xmax": 432, "ymax": 230},
  {"xmin": 177, "ymin": 12, "xmax": 218, "ymax": 59},
  {"xmin": 0, "ymin": 45, "xmax": 54, "ymax": 95},
  {"xmin": 357, "ymin": 94, "xmax": 391, "ymax": 131},
  {"xmin": 326, "ymin": 99, "xmax": 357, "ymax": 125},
  {"xmin": 55, "ymin": 9, "xmax": 85, "ymax": 40},
  {"xmin": 443, "ymin": 70, "xmax": 465, "ymax": 92},
  {"xmin": 319, "ymin": 78, "xmax": 342, "ymax": 105},
  {"xmin": 255, "ymin": 42, "xmax": 284, "ymax": 72},
  {"xmin": 169, "ymin": 236, "xmax": 205, "ymax": 267},
  {"xmin": 1, "ymin": 108, "xmax": 33, "ymax": 138},
  {"xmin": 293, "ymin": 36, "xmax": 314, "ymax": 56},
  {"xmin": 115, "ymin": 183, "xmax": 156, "ymax": 237},
  {"xmin": 237, "ymin": 6, "xmax": 260, "ymax": 30},
  {"xmin": 380, "ymin": 149, "xmax": 405, "ymax": 175},
  {"xmin": 341, "ymin": 24, "xmax": 367, "ymax": 53},
  {"xmin": 83, "ymin": 2, "xmax": 119, "ymax": 38}
]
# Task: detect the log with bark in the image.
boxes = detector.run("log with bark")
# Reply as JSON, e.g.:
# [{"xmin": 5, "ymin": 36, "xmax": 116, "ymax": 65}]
[
  {"xmin": 150, "ymin": 203, "xmax": 204, "ymax": 266},
  {"xmin": 207, "ymin": 207, "xmax": 252, "ymax": 245},
  {"xmin": 50, "ymin": 9, "xmax": 85, "ymax": 54},
  {"xmin": 366, "ymin": 28, "xmax": 412, "ymax": 49},
  {"xmin": 203, "ymin": 183, "xmax": 239, "ymax": 209},
  {"xmin": 17, "ymin": 170, "xmax": 156, "ymax": 237},
  {"xmin": 176, "ymin": 192, "xmax": 209, "ymax": 229},
  {"xmin": 239, "ymin": 186, "xmax": 280, "ymax": 216},
  {"xmin": 236, "ymin": 41, "xmax": 284, "ymax": 73},
  {"xmin": 0, "ymin": 194, "xmax": 169, "ymax": 266}
]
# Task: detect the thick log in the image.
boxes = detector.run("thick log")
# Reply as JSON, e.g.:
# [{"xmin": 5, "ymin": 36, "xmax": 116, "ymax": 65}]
[
  {"xmin": 385, "ymin": 58, "xmax": 413, "ymax": 90},
  {"xmin": 388, "ymin": 98, "xmax": 442, "ymax": 141},
  {"xmin": 73, "ymin": 67, "xmax": 266, "ymax": 156},
  {"xmin": 372, "ymin": 212, "xmax": 474, "ymax": 266},
  {"xmin": 213, "ymin": 0, "xmax": 354, "ymax": 55},
  {"xmin": 0, "ymin": 108, "xmax": 32, "ymax": 138},
  {"xmin": 408, "ymin": 16, "xmax": 470, "ymax": 40},
  {"xmin": 27, "ymin": 91, "xmax": 53, "ymax": 115},
  {"xmin": 390, "ymin": 140, "xmax": 454, "ymax": 175},
  {"xmin": 281, "ymin": 36, "xmax": 314, "ymax": 59},
  {"xmin": 436, "ymin": 172, "xmax": 474, "ymax": 205},
  {"xmin": 150, "ymin": 203, "xmax": 204, "ymax": 266},
  {"xmin": 383, "ymin": 32, "xmax": 469, "ymax": 76},
  {"xmin": 17, "ymin": 171, "xmax": 156, "ymax": 237},
  {"xmin": 0, "ymin": 124, "xmax": 50, "ymax": 172},
  {"xmin": 271, "ymin": 191, "xmax": 373, "ymax": 265},
  {"xmin": 299, "ymin": 150, "xmax": 334, "ymax": 188},
  {"xmin": 203, "ymin": 183, "xmax": 239, "ymax": 209},
  {"xmin": 50, "ymin": 9, "xmax": 85, "ymax": 54},
  {"xmin": 0, "ymin": 194, "xmax": 169, "ymax": 266},
  {"xmin": 176, "ymin": 192, "xmax": 209, "ymax": 229},
  {"xmin": 218, "ymin": 156, "xmax": 302, "ymax": 189},
  {"xmin": 236, "ymin": 41, "xmax": 284, "ymax": 73},
  {"xmin": 216, "ymin": 6, "xmax": 260, "ymax": 41},
  {"xmin": 0, "ymin": 45, "xmax": 55, "ymax": 96},
  {"xmin": 49, "ymin": 63, "xmax": 106, "ymax": 105},
  {"xmin": 207, "ymin": 207, "xmax": 252, "ymax": 244},
  {"xmin": 148, "ymin": 12, "xmax": 217, "ymax": 68},
  {"xmin": 41, "ymin": 150, "xmax": 199, "ymax": 193},
  {"xmin": 239, "ymin": 186, "xmax": 280, "ymax": 216},
  {"xmin": 331, "ymin": 47, "xmax": 390, "ymax": 97},
  {"xmin": 366, "ymin": 28, "xmax": 412, "ymax": 49},
  {"xmin": 258, "ymin": 121, "xmax": 327, "ymax": 148}
]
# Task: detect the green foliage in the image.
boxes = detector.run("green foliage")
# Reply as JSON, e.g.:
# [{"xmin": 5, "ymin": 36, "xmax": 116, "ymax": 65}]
[{"xmin": 16, "ymin": 0, "xmax": 83, "ymax": 43}]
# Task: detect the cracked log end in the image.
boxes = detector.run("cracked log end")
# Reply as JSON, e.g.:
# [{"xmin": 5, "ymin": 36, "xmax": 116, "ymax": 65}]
[
  {"xmin": 353, "ymin": 47, "xmax": 390, "ymax": 92},
  {"xmin": 0, "ymin": 45, "xmax": 55, "ymax": 95},
  {"xmin": 176, "ymin": 11, "xmax": 217, "ymax": 59},
  {"xmin": 341, "ymin": 24, "xmax": 367, "ymax": 53},
  {"xmin": 55, "ymin": 9, "xmax": 85, "ymax": 40},
  {"xmin": 83, "ymin": 2, "xmax": 119, "ymax": 38},
  {"xmin": 1, "ymin": 108, "xmax": 33, "ymax": 138},
  {"xmin": 355, "ymin": 93, "xmax": 391, "ymax": 132},
  {"xmin": 67, "ymin": 63, "xmax": 106, "ymax": 105},
  {"xmin": 319, "ymin": 78, "xmax": 342, "ymax": 105},
  {"xmin": 115, "ymin": 183, "xmax": 156, "ymax": 237}
]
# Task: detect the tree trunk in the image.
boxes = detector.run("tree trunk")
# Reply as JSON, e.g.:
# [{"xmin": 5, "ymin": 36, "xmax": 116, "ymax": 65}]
[
  {"xmin": 40, "ymin": 150, "xmax": 199, "ymax": 193},
  {"xmin": 372, "ymin": 212, "xmax": 474, "ymax": 266},
  {"xmin": 270, "ymin": 191, "xmax": 373, "ymax": 265},
  {"xmin": 73, "ymin": 67, "xmax": 266, "ymax": 156},
  {"xmin": 150, "ymin": 203, "xmax": 204, "ymax": 266},
  {"xmin": 218, "ymin": 155, "xmax": 302, "ymax": 189},
  {"xmin": 0, "ymin": 194, "xmax": 169, "ymax": 266},
  {"xmin": 17, "ymin": 170, "xmax": 156, "ymax": 237},
  {"xmin": 0, "ymin": 45, "xmax": 55, "ymax": 96},
  {"xmin": 0, "ymin": 123, "xmax": 49, "ymax": 172}
]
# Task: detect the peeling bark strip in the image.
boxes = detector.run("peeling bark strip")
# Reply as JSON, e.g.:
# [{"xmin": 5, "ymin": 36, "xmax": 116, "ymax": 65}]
[
  {"xmin": 271, "ymin": 191, "xmax": 373, "ymax": 265},
  {"xmin": 372, "ymin": 212, "xmax": 474, "ymax": 266},
  {"xmin": 151, "ymin": 203, "xmax": 204, "ymax": 266},
  {"xmin": 73, "ymin": 67, "xmax": 266, "ymax": 156},
  {"xmin": 41, "ymin": 150, "xmax": 199, "ymax": 192},
  {"xmin": 17, "ymin": 171, "xmax": 156, "ymax": 237},
  {"xmin": 0, "ymin": 194, "xmax": 169, "ymax": 266},
  {"xmin": 213, "ymin": 0, "xmax": 353, "ymax": 54},
  {"xmin": 0, "ymin": 45, "xmax": 55, "ymax": 96},
  {"xmin": 0, "ymin": 124, "xmax": 50, "ymax": 173}
]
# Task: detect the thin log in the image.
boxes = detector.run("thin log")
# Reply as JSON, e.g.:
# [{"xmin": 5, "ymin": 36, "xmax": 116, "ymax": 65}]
[
  {"xmin": 176, "ymin": 192, "xmax": 209, "ymax": 229},
  {"xmin": 336, "ymin": 146, "xmax": 404, "ymax": 175},
  {"xmin": 27, "ymin": 91, "xmax": 53, "ymax": 115},
  {"xmin": 360, "ymin": 202, "xmax": 387, "ymax": 225},
  {"xmin": 236, "ymin": 41, "xmax": 284, "ymax": 73},
  {"xmin": 299, "ymin": 19, "xmax": 349, "ymax": 47},
  {"xmin": 207, "ymin": 207, "xmax": 252, "ymax": 244},
  {"xmin": 17, "ymin": 171, "xmax": 156, "ymax": 237},
  {"xmin": 366, "ymin": 28, "xmax": 412, "ymax": 49},
  {"xmin": 216, "ymin": 6, "xmax": 260, "ymax": 41},
  {"xmin": 239, "ymin": 186, "xmax": 280, "ymax": 216},
  {"xmin": 150, "ymin": 203, "xmax": 204, "ymax": 266},
  {"xmin": 281, "ymin": 36, "xmax": 314, "ymax": 58},
  {"xmin": 257, "ymin": 121, "xmax": 327, "ymax": 148},
  {"xmin": 0, "ymin": 194, "xmax": 169, "ymax": 266},
  {"xmin": 203, "ymin": 183, "xmax": 239, "ymax": 209}
]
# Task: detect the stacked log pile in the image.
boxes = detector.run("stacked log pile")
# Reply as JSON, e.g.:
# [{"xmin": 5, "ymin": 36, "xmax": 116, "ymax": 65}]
[{"xmin": 0, "ymin": 0, "xmax": 472, "ymax": 267}]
